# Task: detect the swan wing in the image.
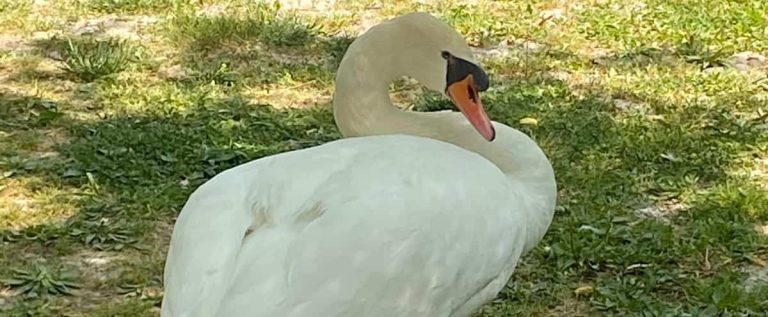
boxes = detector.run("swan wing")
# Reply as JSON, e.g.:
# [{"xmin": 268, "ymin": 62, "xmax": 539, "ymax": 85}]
[{"xmin": 162, "ymin": 135, "xmax": 527, "ymax": 317}]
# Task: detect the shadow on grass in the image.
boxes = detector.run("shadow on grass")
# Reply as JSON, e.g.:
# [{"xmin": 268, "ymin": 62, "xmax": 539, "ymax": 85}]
[
  {"xmin": 415, "ymin": 73, "xmax": 768, "ymax": 314},
  {"xmin": 0, "ymin": 91, "xmax": 343, "ymax": 315},
  {"xmin": 1, "ymin": 94, "xmax": 340, "ymax": 233},
  {"xmin": 0, "ymin": 92, "xmax": 65, "ymax": 132},
  {"xmin": 478, "ymin": 77, "xmax": 768, "ymax": 315}
]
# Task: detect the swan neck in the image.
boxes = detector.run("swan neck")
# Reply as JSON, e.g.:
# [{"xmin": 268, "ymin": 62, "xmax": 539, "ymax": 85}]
[
  {"xmin": 333, "ymin": 58, "xmax": 404, "ymax": 138},
  {"xmin": 332, "ymin": 36, "xmax": 557, "ymax": 253}
]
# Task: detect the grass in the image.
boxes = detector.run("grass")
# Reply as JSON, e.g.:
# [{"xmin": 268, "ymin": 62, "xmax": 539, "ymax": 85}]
[
  {"xmin": 1, "ymin": 0, "xmax": 767, "ymax": 316},
  {"xmin": 59, "ymin": 37, "xmax": 138, "ymax": 82},
  {"xmin": 87, "ymin": 0, "xmax": 180, "ymax": 14}
]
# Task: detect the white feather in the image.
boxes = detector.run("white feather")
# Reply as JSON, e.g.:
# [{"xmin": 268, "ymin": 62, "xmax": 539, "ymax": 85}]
[{"xmin": 162, "ymin": 12, "xmax": 557, "ymax": 317}]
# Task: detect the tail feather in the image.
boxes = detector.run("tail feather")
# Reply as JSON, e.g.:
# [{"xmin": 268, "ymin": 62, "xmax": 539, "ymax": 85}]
[{"xmin": 161, "ymin": 174, "xmax": 253, "ymax": 317}]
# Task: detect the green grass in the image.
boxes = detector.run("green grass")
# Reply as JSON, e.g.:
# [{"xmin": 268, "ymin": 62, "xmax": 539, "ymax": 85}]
[
  {"xmin": 87, "ymin": 0, "xmax": 180, "ymax": 14},
  {"xmin": 1, "ymin": 0, "xmax": 767, "ymax": 316},
  {"xmin": 59, "ymin": 37, "xmax": 139, "ymax": 82}
]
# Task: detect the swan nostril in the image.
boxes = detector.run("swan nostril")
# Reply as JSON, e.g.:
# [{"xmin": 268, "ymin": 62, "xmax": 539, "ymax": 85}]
[{"xmin": 467, "ymin": 85, "xmax": 477, "ymax": 103}]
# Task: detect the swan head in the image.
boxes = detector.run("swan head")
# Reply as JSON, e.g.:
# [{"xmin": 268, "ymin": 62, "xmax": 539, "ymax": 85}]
[
  {"xmin": 440, "ymin": 50, "xmax": 494, "ymax": 141},
  {"xmin": 351, "ymin": 12, "xmax": 496, "ymax": 141},
  {"xmin": 392, "ymin": 13, "xmax": 494, "ymax": 141}
]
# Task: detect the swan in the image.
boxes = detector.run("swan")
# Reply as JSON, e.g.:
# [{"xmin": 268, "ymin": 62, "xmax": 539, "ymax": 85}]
[{"xmin": 161, "ymin": 12, "xmax": 557, "ymax": 317}]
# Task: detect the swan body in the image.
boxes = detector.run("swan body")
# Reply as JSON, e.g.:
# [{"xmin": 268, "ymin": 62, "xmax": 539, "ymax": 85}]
[{"xmin": 161, "ymin": 12, "xmax": 556, "ymax": 317}]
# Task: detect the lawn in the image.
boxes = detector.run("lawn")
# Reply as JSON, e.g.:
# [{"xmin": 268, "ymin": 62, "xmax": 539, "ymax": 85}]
[{"xmin": 1, "ymin": 0, "xmax": 767, "ymax": 316}]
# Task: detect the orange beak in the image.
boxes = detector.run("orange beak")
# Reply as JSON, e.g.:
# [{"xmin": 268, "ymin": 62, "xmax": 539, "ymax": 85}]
[{"xmin": 446, "ymin": 74, "xmax": 496, "ymax": 141}]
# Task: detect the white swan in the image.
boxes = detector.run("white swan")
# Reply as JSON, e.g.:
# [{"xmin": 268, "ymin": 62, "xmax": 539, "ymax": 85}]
[{"xmin": 161, "ymin": 12, "xmax": 557, "ymax": 317}]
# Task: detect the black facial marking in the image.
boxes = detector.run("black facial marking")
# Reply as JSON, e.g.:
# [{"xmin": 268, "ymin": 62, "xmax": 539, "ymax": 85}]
[{"xmin": 441, "ymin": 51, "xmax": 490, "ymax": 92}]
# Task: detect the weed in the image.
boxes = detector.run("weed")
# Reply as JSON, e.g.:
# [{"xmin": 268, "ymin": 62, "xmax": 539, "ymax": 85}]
[
  {"xmin": 2, "ymin": 262, "xmax": 80, "ymax": 297},
  {"xmin": 677, "ymin": 34, "xmax": 729, "ymax": 70},
  {"xmin": 61, "ymin": 37, "xmax": 136, "ymax": 82}
]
